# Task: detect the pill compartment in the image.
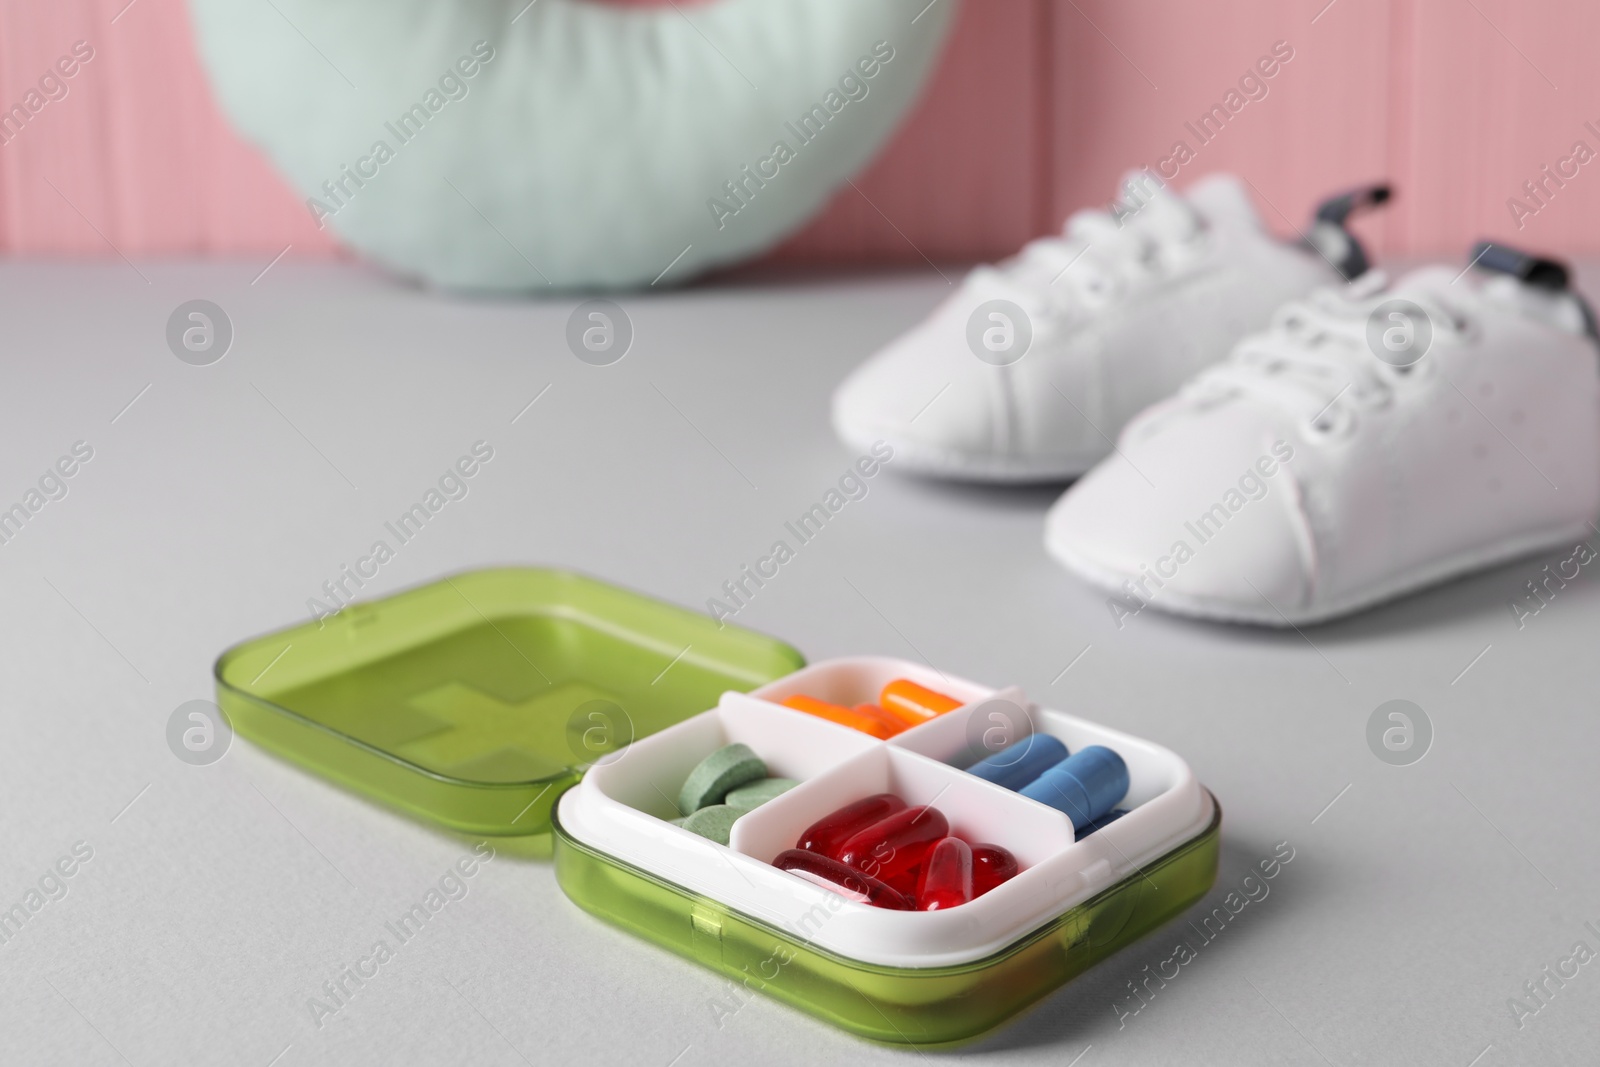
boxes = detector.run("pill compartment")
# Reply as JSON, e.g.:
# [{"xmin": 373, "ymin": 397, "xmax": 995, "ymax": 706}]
[
  {"xmin": 744, "ymin": 656, "xmax": 995, "ymax": 713},
  {"xmin": 889, "ymin": 693, "xmax": 1203, "ymax": 854},
  {"xmin": 579, "ymin": 693, "xmax": 878, "ymax": 827},
  {"xmin": 730, "ymin": 743, "xmax": 1073, "ymax": 871},
  {"xmin": 555, "ymin": 655, "xmax": 1219, "ymax": 1044},
  {"xmin": 728, "ymin": 744, "xmax": 1080, "ymax": 961}
]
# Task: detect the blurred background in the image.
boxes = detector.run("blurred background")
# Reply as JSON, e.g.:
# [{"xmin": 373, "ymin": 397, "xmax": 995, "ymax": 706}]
[{"xmin": 3, "ymin": 0, "xmax": 1596, "ymax": 267}]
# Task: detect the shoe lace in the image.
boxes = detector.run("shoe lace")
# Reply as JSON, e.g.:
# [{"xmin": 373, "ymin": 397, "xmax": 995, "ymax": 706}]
[
  {"xmin": 1185, "ymin": 274, "xmax": 1472, "ymax": 436},
  {"xmin": 971, "ymin": 180, "xmax": 1204, "ymax": 317}
]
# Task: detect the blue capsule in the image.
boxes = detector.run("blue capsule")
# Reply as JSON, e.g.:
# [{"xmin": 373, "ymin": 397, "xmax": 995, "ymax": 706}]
[
  {"xmin": 1019, "ymin": 746, "xmax": 1129, "ymax": 828},
  {"xmin": 1074, "ymin": 808, "xmax": 1129, "ymax": 841},
  {"xmin": 965, "ymin": 733, "xmax": 1069, "ymax": 792}
]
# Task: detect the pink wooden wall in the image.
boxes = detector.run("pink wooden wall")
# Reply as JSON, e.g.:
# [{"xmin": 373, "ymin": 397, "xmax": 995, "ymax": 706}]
[{"xmin": 2, "ymin": 0, "xmax": 1597, "ymax": 267}]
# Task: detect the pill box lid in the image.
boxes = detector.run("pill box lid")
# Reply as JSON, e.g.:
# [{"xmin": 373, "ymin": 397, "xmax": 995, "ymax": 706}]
[{"xmin": 213, "ymin": 567, "xmax": 805, "ymax": 836}]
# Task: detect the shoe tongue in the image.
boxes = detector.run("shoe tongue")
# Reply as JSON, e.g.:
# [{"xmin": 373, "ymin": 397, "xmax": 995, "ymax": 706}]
[
  {"xmin": 1096, "ymin": 170, "xmax": 1200, "ymax": 240},
  {"xmin": 1183, "ymin": 173, "xmax": 1265, "ymax": 232},
  {"xmin": 1392, "ymin": 265, "xmax": 1460, "ymax": 293}
]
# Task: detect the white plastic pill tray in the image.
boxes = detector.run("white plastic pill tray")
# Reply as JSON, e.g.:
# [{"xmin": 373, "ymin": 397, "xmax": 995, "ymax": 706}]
[{"xmin": 558, "ymin": 656, "xmax": 1216, "ymax": 968}]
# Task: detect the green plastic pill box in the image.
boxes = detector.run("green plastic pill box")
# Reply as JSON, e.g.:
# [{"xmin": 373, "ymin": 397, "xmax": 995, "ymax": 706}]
[{"xmin": 215, "ymin": 568, "xmax": 1219, "ymax": 1045}]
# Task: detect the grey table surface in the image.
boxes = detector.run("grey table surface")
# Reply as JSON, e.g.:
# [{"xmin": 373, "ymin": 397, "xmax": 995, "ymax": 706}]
[{"xmin": 1, "ymin": 259, "xmax": 1597, "ymax": 1066}]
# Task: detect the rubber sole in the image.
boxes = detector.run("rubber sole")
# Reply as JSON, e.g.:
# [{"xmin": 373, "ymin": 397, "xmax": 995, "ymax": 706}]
[
  {"xmin": 834, "ymin": 422, "xmax": 1102, "ymax": 485},
  {"xmin": 1046, "ymin": 518, "xmax": 1597, "ymax": 627}
]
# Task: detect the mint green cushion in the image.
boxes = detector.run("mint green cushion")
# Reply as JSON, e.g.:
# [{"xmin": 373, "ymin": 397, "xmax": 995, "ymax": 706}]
[{"xmin": 189, "ymin": 0, "xmax": 958, "ymax": 291}]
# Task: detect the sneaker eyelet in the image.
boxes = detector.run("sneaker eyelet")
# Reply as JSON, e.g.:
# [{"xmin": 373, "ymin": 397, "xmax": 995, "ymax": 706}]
[{"xmin": 1308, "ymin": 406, "xmax": 1356, "ymax": 439}]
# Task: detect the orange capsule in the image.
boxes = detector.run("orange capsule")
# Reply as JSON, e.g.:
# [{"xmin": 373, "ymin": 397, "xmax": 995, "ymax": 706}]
[
  {"xmin": 854, "ymin": 704, "xmax": 901, "ymax": 731},
  {"xmin": 879, "ymin": 678, "xmax": 962, "ymax": 727},
  {"xmin": 780, "ymin": 695, "xmax": 902, "ymax": 739}
]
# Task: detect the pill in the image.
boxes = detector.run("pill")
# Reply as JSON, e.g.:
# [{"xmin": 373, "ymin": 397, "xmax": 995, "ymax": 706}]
[
  {"xmin": 883, "ymin": 865, "xmax": 921, "ymax": 897},
  {"xmin": 680, "ymin": 804, "xmax": 740, "ymax": 845},
  {"xmin": 780, "ymin": 695, "xmax": 901, "ymax": 739},
  {"xmin": 678, "ymin": 742, "xmax": 767, "ymax": 815},
  {"xmin": 971, "ymin": 844, "xmax": 1020, "ymax": 896},
  {"xmin": 724, "ymin": 777, "xmax": 798, "ymax": 812},
  {"xmin": 772, "ymin": 849, "xmax": 914, "ymax": 910},
  {"xmin": 1074, "ymin": 808, "xmax": 1129, "ymax": 841},
  {"xmin": 796, "ymin": 793, "xmax": 906, "ymax": 858},
  {"xmin": 879, "ymin": 679, "xmax": 962, "ymax": 725},
  {"xmin": 838, "ymin": 805, "xmax": 950, "ymax": 880},
  {"xmin": 855, "ymin": 704, "xmax": 906, "ymax": 732},
  {"xmin": 1019, "ymin": 745, "xmax": 1129, "ymax": 828},
  {"xmin": 915, "ymin": 837, "xmax": 975, "ymax": 911},
  {"xmin": 965, "ymin": 732, "xmax": 1069, "ymax": 792}
]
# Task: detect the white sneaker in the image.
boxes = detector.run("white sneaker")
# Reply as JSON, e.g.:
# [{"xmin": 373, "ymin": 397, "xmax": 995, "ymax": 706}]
[
  {"xmin": 1044, "ymin": 244, "xmax": 1600, "ymax": 627},
  {"xmin": 830, "ymin": 172, "xmax": 1389, "ymax": 481}
]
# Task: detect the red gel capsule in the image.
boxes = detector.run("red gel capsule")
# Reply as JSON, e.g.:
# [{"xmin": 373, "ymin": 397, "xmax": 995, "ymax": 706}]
[
  {"xmin": 772, "ymin": 849, "xmax": 914, "ymax": 910},
  {"xmin": 916, "ymin": 837, "xmax": 974, "ymax": 911},
  {"xmin": 838, "ymin": 806, "xmax": 950, "ymax": 881},
  {"xmin": 796, "ymin": 793, "xmax": 906, "ymax": 859},
  {"xmin": 971, "ymin": 843, "xmax": 1020, "ymax": 896},
  {"xmin": 883, "ymin": 864, "xmax": 921, "ymax": 898}
]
